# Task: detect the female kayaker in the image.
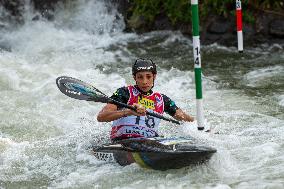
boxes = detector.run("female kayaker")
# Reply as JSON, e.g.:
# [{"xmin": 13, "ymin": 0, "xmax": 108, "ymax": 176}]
[{"xmin": 97, "ymin": 58, "xmax": 194, "ymax": 141}]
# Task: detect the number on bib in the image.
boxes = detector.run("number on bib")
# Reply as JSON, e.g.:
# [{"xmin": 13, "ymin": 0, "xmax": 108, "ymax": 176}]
[
  {"xmin": 135, "ymin": 116, "xmax": 155, "ymax": 128},
  {"xmin": 145, "ymin": 116, "xmax": 155, "ymax": 128}
]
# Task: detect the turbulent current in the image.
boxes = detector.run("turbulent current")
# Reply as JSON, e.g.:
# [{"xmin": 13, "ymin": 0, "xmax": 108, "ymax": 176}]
[{"xmin": 0, "ymin": 1, "xmax": 283, "ymax": 188}]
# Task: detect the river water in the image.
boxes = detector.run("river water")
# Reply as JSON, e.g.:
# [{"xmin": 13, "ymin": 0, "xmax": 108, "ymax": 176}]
[{"xmin": 0, "ymin": 1, "xmax": 283, "ymax": 189}]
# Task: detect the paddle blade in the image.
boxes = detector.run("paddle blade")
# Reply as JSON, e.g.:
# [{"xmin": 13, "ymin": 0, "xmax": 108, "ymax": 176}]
[{"xmin": 56, "ymin": 76, "xmax": 110, "ymax": 103}]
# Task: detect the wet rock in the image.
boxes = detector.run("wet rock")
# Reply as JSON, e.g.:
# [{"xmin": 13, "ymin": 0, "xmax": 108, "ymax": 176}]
[
  {"xmin": 177, "ymin": 23, "xmax": 192, "ymax": 36},
  {"xmin": 0, "ymin": 0, "xmax": 59, "ymax": 22},
  {"xmin": 201, "ymin": 16, "xmax": 235, "ymax": 46},
  {"xmin": 110, "ymin": 0, "xmax": 131, "ymax": 18},
  {"xmin": 32, "ymin": 0, "xmax": 61, "ymax": 10},
  {"xmin": 255, "ymin": 13, "xmax": 274, "ymax": 36},
  {"xmin": 242, "ymin": 23, "xmax": 258, "ymax": 46},
  {"xmin": 153, "ymin": 14, "xmax": 173, "ymax": 30},
  {"xmin": 127, "ymin": 14, "xmax": 148, "ymax": 32},
  {"xmin": 243, "ymin": 23, "xmax": 255, "ymax": 37},
  {"xmin": 201, "ymin": 33, "xmax": 221, "ymax": 45},
  {"xmin": 269, "ymin": 19, "xmax": 284, "ymax": 38},
  {"xmin": 32, "ymin": 0, "xmax": 63, "ymax": 20},
  {"xmin": 0, "ymin": 0, "xmax": 23, "ymax": 16},
  {"xmin": 207, "ymin": 17, "xmax": 232, "ymax": 34},
  {"xmin": 217, "ymin": 34, "xmax": 236, "ymax": 47}
]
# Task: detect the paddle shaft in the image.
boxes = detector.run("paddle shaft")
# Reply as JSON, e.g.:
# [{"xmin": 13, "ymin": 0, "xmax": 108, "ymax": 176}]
[{"xmin": 109, "ymin": 98, "xmax": 180, "ymax": 125}]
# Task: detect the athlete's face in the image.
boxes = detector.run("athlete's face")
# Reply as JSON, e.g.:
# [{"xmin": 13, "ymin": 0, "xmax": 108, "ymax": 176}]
[{"xmin": 134, "ymin": 71, "xmax": 156, "ymax": 92}]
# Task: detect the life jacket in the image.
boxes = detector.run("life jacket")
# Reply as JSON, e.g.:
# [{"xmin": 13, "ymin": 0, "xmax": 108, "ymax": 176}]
[{"xmin": 111, "ymin": 85, "xmax": 164, "ymax": 140}]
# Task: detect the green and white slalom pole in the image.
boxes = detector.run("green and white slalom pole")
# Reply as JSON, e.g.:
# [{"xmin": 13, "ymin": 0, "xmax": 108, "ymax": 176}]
[{"xmin": 191, "ymin": 0, "xmax": 205, "ymax": 130}]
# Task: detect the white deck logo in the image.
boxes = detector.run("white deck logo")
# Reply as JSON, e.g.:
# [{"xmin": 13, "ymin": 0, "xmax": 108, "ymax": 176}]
[{"xmin": 94, "ymin": 152, "xmax": 115, "ymax": 162}]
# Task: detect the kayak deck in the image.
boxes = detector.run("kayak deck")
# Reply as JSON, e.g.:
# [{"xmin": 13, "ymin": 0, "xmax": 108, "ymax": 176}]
[{"xmin": 92, "ymin": 137, "xmax": 216, "ymax": 170}]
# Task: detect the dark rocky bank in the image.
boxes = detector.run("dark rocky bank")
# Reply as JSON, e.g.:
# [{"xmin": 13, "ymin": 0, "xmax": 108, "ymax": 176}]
[{"xmin": 115, "ymin": 0, "xmax": 284, "ymax": 47}]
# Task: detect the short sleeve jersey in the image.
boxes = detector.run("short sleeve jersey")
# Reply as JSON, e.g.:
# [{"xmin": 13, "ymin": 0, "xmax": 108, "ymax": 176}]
[{"xmin": 110, "ymin": 86, "xmax": 179, "ymax": 116}]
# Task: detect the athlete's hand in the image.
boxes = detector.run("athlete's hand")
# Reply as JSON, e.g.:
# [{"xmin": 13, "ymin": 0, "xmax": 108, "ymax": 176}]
[{"xmin": 132, "ymin": 103, "xmax": 146, "ymax": 116}]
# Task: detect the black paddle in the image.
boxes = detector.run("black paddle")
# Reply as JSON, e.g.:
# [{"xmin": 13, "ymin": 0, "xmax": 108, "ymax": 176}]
[{"xmin": 56, "ymin": 76, "xmax": 180, "ymax": 125}]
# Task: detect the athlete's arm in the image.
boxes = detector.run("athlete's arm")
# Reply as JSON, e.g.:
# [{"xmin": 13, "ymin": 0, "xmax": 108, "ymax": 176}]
[
  {"xmin": 97, "ymin": 103, "xmax": 122, "ymax": 122},
  {"xmin": 97, "ymin": 87, "xmax": 147, "ymax": 122},
  {"xmin": 173, "ymin": 108, "xmax": 194, "ymax": 122},
  {"xmin": 97, "ymin": 103, "xmax": 146, "ymax": 122},
  {"xmin": 97, "ymin": 87, "xmax": 129, "ymax": 122}
]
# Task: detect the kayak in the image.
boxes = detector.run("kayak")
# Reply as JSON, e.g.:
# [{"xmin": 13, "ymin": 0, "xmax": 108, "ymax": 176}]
[{"xmin": 92, "ymin": 137, "xmax": 217, "ymax": 170}]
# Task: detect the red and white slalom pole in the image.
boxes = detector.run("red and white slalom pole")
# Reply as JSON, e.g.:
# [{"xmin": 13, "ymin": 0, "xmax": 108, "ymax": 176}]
[{"xmin": 236, "ymin": 0, "xmax": 243, "ymax": 53}]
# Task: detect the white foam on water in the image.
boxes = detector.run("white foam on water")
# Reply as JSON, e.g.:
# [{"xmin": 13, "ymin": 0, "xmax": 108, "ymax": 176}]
[
  {"xmin": 0, "ymin": 138, "xmax": 31, "ymax": 181},
  {"xmin": 160, "ymin": 31, "xmax": 192, "ymax": 47},
  {"xmin": 0, "ymin": 1, "xmax": 132, "ymax": 187},
  {"xmin": 53, "ymin": 0, "xmax": 125, "ymax": 35},
  {"xmin": 243, "ymin": 65, "xmax": 284, "ymax": 87},
  {"xmin": 204, "ymin": 43, "xmax": 237, "ymax": 53},
  {"xmin": 277, "ymin": 94, "xmax": 284, "ymax": 107}
]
